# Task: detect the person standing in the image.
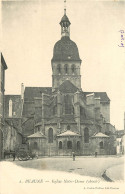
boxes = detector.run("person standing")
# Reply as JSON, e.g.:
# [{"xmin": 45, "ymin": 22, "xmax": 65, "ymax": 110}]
[
  {"xmin": 95, "ymin": 151, "xmax": 97, "ymax": 157},
  {"xmin": 12, "ymin": 151, "xmax": 16, "ymax": 161},
  {"xmin": 72, "ymin": 152, "xmax": 75, "ymax": 161}
]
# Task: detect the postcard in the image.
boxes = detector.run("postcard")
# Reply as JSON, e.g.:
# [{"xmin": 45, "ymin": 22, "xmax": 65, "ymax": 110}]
[{"xmin": 0, "ymin": 0, "xmax": 125, "ymax": 194}]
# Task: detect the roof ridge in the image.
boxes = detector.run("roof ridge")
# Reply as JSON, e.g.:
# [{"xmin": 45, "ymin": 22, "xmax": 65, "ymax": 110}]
[
  {"xmin": 5, "ymin": 94, "xmax": 21, "ymax": 96},
  {"xmin": 25, "ymin": 87, "xmax": 52, "ymax": 88}
]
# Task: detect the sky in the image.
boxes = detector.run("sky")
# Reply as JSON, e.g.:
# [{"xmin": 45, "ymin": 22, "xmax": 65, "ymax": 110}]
[{"xmin": 1, "ymin": 0, "xmax": 125, "ymax": 130}]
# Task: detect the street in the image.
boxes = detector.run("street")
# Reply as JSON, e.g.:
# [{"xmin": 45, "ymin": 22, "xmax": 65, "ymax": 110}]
[
  {"xmin": 0, "ymin": 156, "xmax": 124, "ymax": 194},
  {"xmin": 14, "ymin": 156, "xmax": 124, "ymax": 181}
]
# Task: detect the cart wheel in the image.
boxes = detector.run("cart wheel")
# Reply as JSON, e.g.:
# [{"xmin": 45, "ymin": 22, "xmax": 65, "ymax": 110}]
[
  {"xmin": 18, "ymin": 157, "xmax": 23, "ymax": 161},
  {"xmin": 22, "ymin": 157, "xmax": 29, "ymax": 161},
  {"xmin": 17, "ymin": 151, "xmax": 28, "ymax": 161}
]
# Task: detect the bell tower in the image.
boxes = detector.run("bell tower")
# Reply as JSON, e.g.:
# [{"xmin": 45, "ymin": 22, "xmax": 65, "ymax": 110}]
[{"xmin": 51, "ymin": 0, "xmax": 82, "ymax": 90}]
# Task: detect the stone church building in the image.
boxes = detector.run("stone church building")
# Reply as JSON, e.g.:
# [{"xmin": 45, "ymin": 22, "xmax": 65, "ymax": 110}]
[{"xmin": 20, "ymin": 11, "xmax": 116, "ymax": 156}]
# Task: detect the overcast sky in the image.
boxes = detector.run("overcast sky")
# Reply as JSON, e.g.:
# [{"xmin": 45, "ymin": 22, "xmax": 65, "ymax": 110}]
[{"xmin": 1, "ymin": 0, "xmax": 125, "ymax": 130}]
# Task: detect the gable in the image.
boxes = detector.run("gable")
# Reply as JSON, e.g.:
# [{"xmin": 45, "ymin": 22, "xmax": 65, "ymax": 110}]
[{"xmin": 58, "ymin": 80, "xmax": 78, "ymax": 93}]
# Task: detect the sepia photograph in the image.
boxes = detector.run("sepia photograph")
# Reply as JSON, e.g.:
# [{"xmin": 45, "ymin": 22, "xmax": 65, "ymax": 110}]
[{"xmin": 0, "ymin": 0, "xmax": 125, "ymax": 194}]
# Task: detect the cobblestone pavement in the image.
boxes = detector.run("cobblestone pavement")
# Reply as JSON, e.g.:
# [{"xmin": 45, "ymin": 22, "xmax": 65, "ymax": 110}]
[{"xmin": 13, "ymin": 156, "xmax": 124, "ymax": 181}]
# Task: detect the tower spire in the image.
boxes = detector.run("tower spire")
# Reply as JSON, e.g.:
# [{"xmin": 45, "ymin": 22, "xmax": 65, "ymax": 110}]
[
  {"xmin": 60, "ymin": 0, "xmax": 70, "ymax": 38},
  {"xmin": 64, "ymin": 0, "xmax": 66, "ymax": 15}
]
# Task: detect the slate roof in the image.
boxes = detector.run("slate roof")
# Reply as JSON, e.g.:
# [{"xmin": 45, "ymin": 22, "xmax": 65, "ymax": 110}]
[
  {"xmin": 24, "ymin": 87, "xmax": 52, "ymax": 101},
  {"xmin": 27, "ymin": 132, "xmax": 46, "ymax": 138},
  {"xmin": 57, "ymin": 130, "xmax": 81, "ymax": 137},
  {"xmin": 52, "ymin": 36, "xmax": 81, "ymax": 62},
  {"xmin": 80, "ymin": 120, "xmax": 94, "ymax": 124},
  {"xmin": 36, "ymin": 118, "xmax": 94, "ymax": 125},
  {"xmin": 84, "ymin": 92, "xmax": 110, "ymax": 102},
  {"xmin": 35, "ymin": 122, "xmax": 42, "ymax": 127},
  {"xmin": 61, "ymin": 116, "xmax": 76, "ymax": 123},
  {"xmin": 116, "ymin": 130, "xmax": 125, "ymax": 138},
  {"xmin": 45, "ymin": 118, "xmax": 59, "ymax": 124},
  {"xmin": 57, "ymin": 80, "xmax": 78, "ymax": 93},
  {"xmin": 91, "ymin": 132, "xmax": 109, "ymax": 138},
  {"xmin": 23, "ymin": 86, "xmax": 109, "ymax": 102},
  {"xmin": 45, "ymin": 116, "xmax": 76, "ymax": 124}
]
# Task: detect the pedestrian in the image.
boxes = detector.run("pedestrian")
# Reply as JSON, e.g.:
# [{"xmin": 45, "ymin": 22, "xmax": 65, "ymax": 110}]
[
  {"xmin": 72, "ymin": 152, "xmax": 75, "ymax": 161},
  {"xmin": 35, "ymin": 152, "xmax": 38, "ymax": 159},
  {"xmin": 12, "ymin": 151, "xmax": 16, "ymax": 161},
  {"xmin": 95, "ymin": 151, "xmax": 97, "ymax": 157},
  {"xmin": 36, "ymin": 153, "xmax": 38, "ymax": 159}
]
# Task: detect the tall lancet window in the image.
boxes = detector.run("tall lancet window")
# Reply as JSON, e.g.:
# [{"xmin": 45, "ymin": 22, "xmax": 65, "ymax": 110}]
[
  {"xmin": 9, "ymin": 99, "xmax": 12, "ymax": 117},
  {"xmin": 64, "ymin": 95, "xmax": 72, "ymax": 114},
  {"xmin": 48, "ymin": 128, "xmax": 53, "ymax": 143},
  {"xmin": 84, "ymin": 128, "xmax": 89, "ymax": 143},
  {"xmin": 57, "ymin": 64, "xmax": 61, "ymax": 74},
  {"xmin": 64, "ymin": 64, "xmax": 68, "ymax": 74},
  {"xmin": 71, "ymin": 64, "xmax": 75, "ymax": 74}
]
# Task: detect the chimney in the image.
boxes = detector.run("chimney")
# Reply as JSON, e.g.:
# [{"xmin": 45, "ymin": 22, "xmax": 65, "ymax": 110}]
[{"xmin": 21, "ymin": 83, "xmax": 24, "ymax": 100}]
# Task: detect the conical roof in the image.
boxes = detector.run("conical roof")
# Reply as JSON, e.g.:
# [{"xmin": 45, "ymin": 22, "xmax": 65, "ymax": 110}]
[
  {"xmin": 91, "ymin": 132, "xmax": 109, "ymax": 138},
  {"xmin": 60, "ymin": 14, "xmax": 71, "ymax": 24},
  {"xmin": 57, "ymin": 130, "xmax": 81, "ymax": 137},
  {"xmin": 27, "ymin": 132, "xmax": 46, "ymax": 138}
]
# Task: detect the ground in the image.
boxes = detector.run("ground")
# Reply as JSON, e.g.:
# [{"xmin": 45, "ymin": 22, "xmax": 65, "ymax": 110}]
[
  {"xmin": 14, "ymin": 155, "xmax": 124, "ymax": 181},
  {"xmin": 106, "ymin": 164, "xmax": 124, "ymax": 181},
  {"xmin": 0, "ymin": 156, "xmax": 124, "ymax": 194}
]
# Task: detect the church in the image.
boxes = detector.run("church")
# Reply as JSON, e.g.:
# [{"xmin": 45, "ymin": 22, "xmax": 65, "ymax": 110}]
[{"xmin": 7, "ymin": 6, "xmax": 116, "ymax": 156}]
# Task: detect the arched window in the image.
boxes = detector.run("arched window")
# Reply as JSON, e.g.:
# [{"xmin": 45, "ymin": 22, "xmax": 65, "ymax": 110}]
[
  {"xmin": 67, "ymin": 141, "xmax": 72, "ymax": 149},
  {"xmin": 77, "ymin": 141, "xmax": 80, "ymax": 150},
  {"xmin": 57, "ymin": 64, "xmax": 61, "ymax": 74},
  {"xmin": 64, "ymin": 64, "xmax": 68, "ymax": 74},
  {"xmin": 84, "ymin": 128, "xmax": 89, "ymax": 143},
  {"xmin": 9, "ymin": 99, "xmax": 12, "ymax": 117},
  {"xmin": 34, "ymin": 142, "xmax": 38, "ymax": 149},
  {"xmin": 99, "ymin": 141, "xmax": 103, "ymax": 149},
  {"xmin": 67, "ymin": 125, "xmax": 70, "ymax": 130},
  {"xmin": 48, "ymin": 128, "xmax": 53, "ymax": 143},
  {"xmin": 71, "ymin": 64, "xmax": 75, "ymax": 74},
  {"xmin": 59, "ymin": 141, "xmax": 62, "ymax": 149}
]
